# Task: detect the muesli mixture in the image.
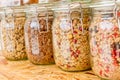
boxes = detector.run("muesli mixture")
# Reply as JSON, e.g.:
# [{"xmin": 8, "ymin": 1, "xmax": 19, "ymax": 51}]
[
  {"xmin": 2, "ymin": 12, "xmax": 27, "ymax": 60},
  {"xmin": 25, "ymin": 11, "xmax": 54, "ymax": 65},
  {"xmin": 89, "ymin": 12, "xmax": 120, "ymax": 79},
  {"xmin": 52, "ymin": 8, "xmax": 91, "ymax": 71}
]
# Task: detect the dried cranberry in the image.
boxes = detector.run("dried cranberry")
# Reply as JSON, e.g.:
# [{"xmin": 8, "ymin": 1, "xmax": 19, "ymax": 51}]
[
  {"xmin": 100, "ymin": 70, "xmax": 103, "ymax": 76},
  {"xmin": 113, "ymin": 32, "xmax": 118, "ymax": 38},
  {"xmin": 105, "ymin": 66, "xmax": 109, "ymax": 73},
  {"xmin": 112, "ymin": 49, "xmax": 117, "ymax": 57},
  {"xmin": 76, "ymin": 50, "xmax": 81, "ymax": 54},
  {"xmin": 117, "ymin": 11, "xmax": 120, "ymax": 17},
  {"xmin": 113, "ymin": 26, "xmax": 119, "ymax": 31},
  {"xmin": 73, "ymin": 39, "xmax": 77, "ymax": 44},
  {"xmin": 73, "ymin": 31, "xmax": 78, "ymax": 34},
  {"xmin": 71, "ymin": 52, "xmax": 78, "ymax": 58},
  {"xmin": 79, "ymin": 27, "xmax": 82, "ymax": 31}
]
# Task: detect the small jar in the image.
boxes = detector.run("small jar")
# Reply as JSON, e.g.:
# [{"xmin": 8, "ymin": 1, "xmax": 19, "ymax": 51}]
[
  {"xmin": 1, "ymin": 6, "xmax": 27, "ymax": 60},
  {"xmin": 52, "ymin": 2, "xmax": 91, "ymax": 71},
  {"xmin": 24, "ymin": 5, "xmax": 54, "ymax": 65},
  {"xmin": 89, "ymin": 1, "xmax": 120, "ymax": 79}
]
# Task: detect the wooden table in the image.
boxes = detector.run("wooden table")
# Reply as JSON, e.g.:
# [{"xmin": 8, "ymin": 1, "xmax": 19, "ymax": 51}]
[{"xmin": 0, "ymin": 56, "xmax": 101, "ymax": 80}]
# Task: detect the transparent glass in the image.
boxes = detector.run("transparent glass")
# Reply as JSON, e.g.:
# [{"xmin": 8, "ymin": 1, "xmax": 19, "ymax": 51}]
[
  {"xmin": 1, "ymin": 7, "xmax": 27, "ymax": 60},
  {"xmin": 24, "ymin": 6, "xmax": 54, "ymax": 65},
  {"xmin": 52, "ymin": 2, "xmax": 91, "ymax": 71},
  {"xmin": 0, "ymin": 9, "xmax": 4, "ymax": 56},
  {"xmin": 89, "ymin": 3, "xmax": 120, "ymax": 79}
]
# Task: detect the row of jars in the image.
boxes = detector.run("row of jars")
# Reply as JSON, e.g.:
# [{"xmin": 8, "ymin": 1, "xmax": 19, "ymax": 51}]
[{"xmin": 0, "ymin": 1, "xmax": 120, "ymax": 80}]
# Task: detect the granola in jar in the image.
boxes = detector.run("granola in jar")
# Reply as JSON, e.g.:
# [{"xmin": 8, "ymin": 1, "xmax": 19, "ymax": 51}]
[
  {"xmin": 89, "ymin": 1, "xmax": 120, "ymax": 79},
  {"xmin": 24, "ymin": 6, "xmax": 54, "ymax": 65},
  {"xmin": 1, "ymin": 7, "xmax": 27, "ymax": 60},
  {"xmin": 0, "ymin": 9, "xmax": 4, "ymax": 56},
  {"xmin": 52, "ymin": 2, "xmax": 91, "ymax": 71}
]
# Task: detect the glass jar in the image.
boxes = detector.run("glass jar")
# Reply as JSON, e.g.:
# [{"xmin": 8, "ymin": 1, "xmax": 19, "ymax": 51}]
[
  {"xmin": 1, "ymin": 6, "xmax": 27, "ymax": 60},
  {"xmin": 0, "ymin": 9, "xmax": 4, "ymax": 56},
  {"xmin": 52, "ymin": 2, "xmax": 91, "ymax": 71},
  {"xmin": 24, "ymin": 5, "xmax": 54, "ymax": 65},
  {"xmin": 89, "ymin": 1, "xmax": 120, "ymax": 79}
]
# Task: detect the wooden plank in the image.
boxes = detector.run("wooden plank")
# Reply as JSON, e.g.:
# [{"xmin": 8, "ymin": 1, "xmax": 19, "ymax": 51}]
[{"xmin": 0, "ymin": 56, "xmax": 101, "ymax": 80}]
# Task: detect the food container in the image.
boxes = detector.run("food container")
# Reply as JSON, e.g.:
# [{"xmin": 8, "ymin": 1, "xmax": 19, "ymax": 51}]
[
  {"xmin": 52, "ymin": 2, "xmax": 91, "ymax": 71},
  {"xmin": 0, "ymin": 9, "xmax": 4, "ymax": 56},
  {"xmin": 89, "ymin": 1, "xmax": 120, "ymax": 79},
  {"xmin": 24, "ymin": 5, "xmax": 54, "ymax": 65},
  {"xmin": 1, "ymin": 6, "xmax": 27, "ymax": 60}
]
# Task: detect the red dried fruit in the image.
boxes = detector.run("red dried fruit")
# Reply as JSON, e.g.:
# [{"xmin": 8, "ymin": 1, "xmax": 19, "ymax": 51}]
[
  {"xmin": 73, "ymin": 39, "xmax": 77, "ymax": 44},
  {"xmin": 113, "ymin": 60, "xmax": 118, "ymax": 66},
  {"xmin": 105, "ymin": 66, "xmax": 110, "ymax": 73},
  {"xmin": 71, "ymin": 52, "xmax": 79, "ymax": 58},
  {"xmin": 112, "ymin": 32, "xmax": 118, "ymax": 38},
  {"xmin": 117, "ymin": 11, "xmax": 120, "ymax": 17},
  {"xmin": 73, "ymin": 31, "xmax": 78, "ymax": 34},
  {"xmin": 76, "ymin": 50, "xmax": 81, "ymax": 54},
  {"xmin": 112, "ymin": 49, "xmax": 117, "ymax": 57},
  {"xmin": 113, "ymin": 26, "xmax": 119, "ymax": 31},
  {"xmin": 79, "ymin": 27, "xmax": 82, "ymax": 31},
  {"xmin": 100, "ymin": 70, "xmax": 103, "ymax": 76}
]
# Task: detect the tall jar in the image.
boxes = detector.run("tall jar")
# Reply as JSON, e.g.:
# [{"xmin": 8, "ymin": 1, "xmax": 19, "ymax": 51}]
[
  {"xmin": 24, "ymin": 6, "xmax": 54, "ymax": 65},
  {"xmin": 89, "ymin": 1, "xmax": 120, "ymax": 80},
  {"xmin": 52, "ymin": 2, "xmax": 91, "ymax": 71},
  {"xmin": 1, "ymin": 6, "xmax": 27, "ymax": 60}
]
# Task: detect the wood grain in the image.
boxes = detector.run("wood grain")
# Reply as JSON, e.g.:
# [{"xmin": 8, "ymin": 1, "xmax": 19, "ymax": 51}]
[{"xmin": 0, "ymin": 56, "xmax": 101, "ymax": 80}]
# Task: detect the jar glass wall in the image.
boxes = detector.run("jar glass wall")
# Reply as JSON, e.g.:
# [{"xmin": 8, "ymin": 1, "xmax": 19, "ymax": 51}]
[
  {"xmin": 52, "ymin": 2, "xmax": 91, "ymax": 71},
  {"xmin": 0, "ymin": 9, "xmax": 4, "ymax": 56},
  {"xmin": 1, "ymin": 6, "xmax": 27, "ymax": 60},
  {"xmin": 89, "ymin": 1, "xmax": 120, "ymax": 79},
  {"xmin": 24, "ymin": 5, "xmax": 54, "ymax": 65}
]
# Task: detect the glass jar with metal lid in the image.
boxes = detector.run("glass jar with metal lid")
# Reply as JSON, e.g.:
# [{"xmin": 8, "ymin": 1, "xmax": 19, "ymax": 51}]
[
  {"xmin": 1, "ymin": 6, "xmax": 27, "ymax": 60},
  {"xmin": 24, "ymin": 5, "xmax": 54, "ymax": 65},
  {"xmin": 89, "ymin": 1, "xmax": 120, "ymax": 79},
  {"xmin": 52, "ymin": 2, "xmax": 91, "ymax": 71}
]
